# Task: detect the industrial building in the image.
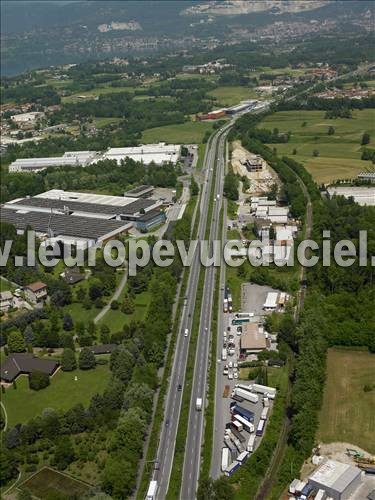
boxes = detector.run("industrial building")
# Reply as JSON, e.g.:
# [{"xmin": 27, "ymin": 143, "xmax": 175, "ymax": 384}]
[
  {"xmin": 239, "ymin": 323, "xmax": 267, "ymax": 355},
  {"xmin": 1, "ymin": 189, "xmax": 165, "ymax": 244},
  {"xmin": 327, "ymin": 186, "xmax": 375, "ymax": 206},
  {"xmin": 102, "ymin": 143, "xmax": 181, "ymax": 165},
  {"xmin": 124, "ymin": 185, "xmax": 154, "ymax": 198},
  {"xmin": 308, "ymin": 460, "xmax": 362, "ymax": 500},
  {"xmin": 263, "ymin": 292, "xmax": 279, "ymax": 311},
  {"xmin": 8, "ymin": 151, "xmax": 99, "ymax": 173},
  {"xmin": 358, "ymin": 171, "xmax": 375, "ymax": 183}
]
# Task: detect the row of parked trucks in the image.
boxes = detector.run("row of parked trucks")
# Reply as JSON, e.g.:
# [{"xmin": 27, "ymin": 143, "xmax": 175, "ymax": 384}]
[{"xmin": 221, "ymin": 383, "xmax": 276, "ymax": 476}]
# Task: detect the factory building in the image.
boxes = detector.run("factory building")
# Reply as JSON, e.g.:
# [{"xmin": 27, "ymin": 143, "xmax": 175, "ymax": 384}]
[
  {"xmin": 102, "ymin": 143, "xmax": 181, "ymax": 165},
  {"xmin": 308, "ymin": 460, "xmax": 362, "ymax": 500},
  {"xmin": 8, "ymin": 151, "xmax": 99, "ymax": 173},
  {"xmin": 1, "ymin": 189, "xmax": 165, "ymax": 246},
  {"xmin": 124, "ymin": 185, "xmax": 154, "ymax": 198}
]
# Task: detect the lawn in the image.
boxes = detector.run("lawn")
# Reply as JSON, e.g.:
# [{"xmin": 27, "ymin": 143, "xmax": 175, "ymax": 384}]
[
  {"xmin": 97, "ymin": 290, "xmax": 151, "ymax": 333},
  {"xmin": 63, "ymin": 302, "xmax": 98, "ymax": 324},
  {"xmin": 19, "ymin": 467, "xmax": 90, "ymax": 498},
  {"xmin": 94, "ymin": 117, "xmax": 122, "ymax": 128},
  {"xmin": 209, "ymin": 86, "xmax": 259, "ymax": 107},
  {"xmin": 62, "ymin": 85, "xmax": 135, "ymax": 103},
  {"xmin": 261, "ymin": 109, "xmax": 375, "ymax": 183},
  {"xmin": 0, "ymin": 277, "xmax": 12, "ymax": 291},
  {"xmin": 317, "ymin": 348, "xmax": 375, "ymax": 454},
  {"xmin": 2, "ymin": 365, "xmax": 111, "ymax": 427},
  {"xmin": 141, "ymin": 121, "xmax": 213, "ymax": 144}
]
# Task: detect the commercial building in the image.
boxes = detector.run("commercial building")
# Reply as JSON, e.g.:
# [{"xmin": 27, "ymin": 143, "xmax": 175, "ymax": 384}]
[
  {"xmin": 124, "ymin": 185, "xmax": 154, "ymax": 198},
  {"xmin": 327, "ymin": 186, "xmax": 375, "ymax": 206},
  {"xmin": 197, "ymin": 109, "xmax": 227, "ymax": 121},
  {"xmin": 136, "ymin": 209, "xmax": 166, "ymax": 232},
  {"xmin": 1, "ymin": 354, "xmax": 59, "ymax": 384},
  {"xmin": 8, "ymin": 151, "xmax": 99, "ymax": 173},
  {"xmin": 239, "ymin": 323, "xmax": 267, "ymax": 355},
  {"xmin": 102, "ymin": 143, "xmax": 181, "ymax": 165},
  {"xmin": 358, "ymin": 171, "xmax": 375, "ymax": 183},
  {"xmin": 11, "ymin": 111, "xmax": 44, "ymax": 124},
  {"xmin": 308, "ymin": 460, "xmax": 362, "ymax": 500},
  {"xmin": 1, "ymin": 189, "xmax": 165, "ymax": 244}
]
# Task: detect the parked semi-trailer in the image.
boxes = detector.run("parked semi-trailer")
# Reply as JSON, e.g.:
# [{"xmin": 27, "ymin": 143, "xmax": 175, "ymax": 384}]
[
  {"xmin": 227, "ymin": 293, "xmax": 233, "ymax": 312},
  {"xmin": 224, "ymin": 436, "xmax": 237, "ymax": 460},
  {"xmin": 232, "ymin": 388, "xmax": 259, "ymax": 404},
  {"xmin": 250, "ymin": 384, "xmax": 276, "ymax": 398},
  {"xmin": 231, "ymin": 427, "xmax": 246, "ymax": 444},
  {"xmin": 221, "ymin": 447, "xmax": 230, "ymax": 472},
  {"xmin": 232, "ymin": 420, "xmax": 243, "ymax": 432},
  {"xmin": 225, "ymin": 430, "xmax": 242, "ymax": 452},
  {"xmin": 232, "ymin": 414, "xmax": 255, "ymax": 433},
  {"xmin": 247, "ymin": 434, "xmax": 256, "ymax": 452},
  {"xmin": 261, "ymin": 407, "xmax": 269, "ymax": 420},
  {"xmin": 256, "ymin": 419, "xmax": 265, "ymax": 436},
  {"xmin": 231, "ymin": 404, "xmax": 254, "ymax": 422},
  {"xmin": 146, "ymin": 481, "xmax": 158, "ymax": 500},
  {"xmin": 225, "ymin": 461, "xmax": 240, "ymax": 477},
  {"xmin": 236, "ymin": 451, "xmax": 249, "ymax": 464},
  {"xmin": 263, "ymin": 397, "xmax": 270, "ymax": 407}
]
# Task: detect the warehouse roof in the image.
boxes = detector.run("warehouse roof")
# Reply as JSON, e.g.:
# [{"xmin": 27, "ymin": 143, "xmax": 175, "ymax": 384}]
[
  {"xmin": 240, "ymin": 323, "xmax": 267, "ymax": 350},
  {"xmin": 263, "ymin": 292, "xmax": 279, "ymax": 309},
  {"xmin": 0, "ymin": 207, "xmax": 131, "ymax": 241},
  {"xmin": 125, "ymin": 185, "xmax": 154, "ymax": 197},
  {"xmin": 137, "ymin": 208, "xmax": 164, "ymax": 222},
  {"xmin": 7, "ymin": 196, "xmax": 156, "ymax": 217},
  {"xmin": 309, "ymin": 460, "xmax": 361, "ymax": 493}
]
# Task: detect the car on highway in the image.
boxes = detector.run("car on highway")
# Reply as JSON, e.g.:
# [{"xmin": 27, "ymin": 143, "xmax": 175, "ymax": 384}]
[
  {"xmin": 184, "ymin": 328, "xmax": 189, "ymax": 337},
  {"xmin": 165, "ymin": 419, "xmax": 170, "ymax": 427},
  {"xmin": 177, "ymin": 384, "xmax": 182, "ymax": 391}
]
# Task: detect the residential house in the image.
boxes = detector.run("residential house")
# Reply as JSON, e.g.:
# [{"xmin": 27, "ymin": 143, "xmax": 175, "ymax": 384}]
[
  {"xmin": 25, "ymin": 281, "xmax": 48, "ymax": 304},
  {"xmin": 1, "ymin": 353, "xmax": 59, "ymax": 383}
]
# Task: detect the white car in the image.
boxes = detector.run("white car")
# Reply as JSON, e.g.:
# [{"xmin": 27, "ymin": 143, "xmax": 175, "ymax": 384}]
[
  {"xmin": 228, "ymin": 361, "xmax": 233, "ymax": 369},
  {"xmin": 228, "ymin": 372, "xmax": 234, "ymax": 380},
  {"xmin": 184, "ymin": 328, "xmax": 189, "ymax": 337},
  {"xmin": 233, "ymin": 372, "xmax": 239, "ymax": 379},
  {"xmin": 233, "ymin": 362, "xmax": 238, "ymax": 369}
]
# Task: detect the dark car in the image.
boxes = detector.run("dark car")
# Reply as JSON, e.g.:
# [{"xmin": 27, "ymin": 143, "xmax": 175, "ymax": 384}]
[
  {"xmin": 165, "ymin": 419, "xmax": 170, "ymax": 427},
  {"xmin": 177, "ymin": 384, "xmax": 182, "ymax": 391}
]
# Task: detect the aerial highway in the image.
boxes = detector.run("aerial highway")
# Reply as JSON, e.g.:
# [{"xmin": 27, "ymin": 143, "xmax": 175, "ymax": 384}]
[{"xmin": 153, "ymin": 120, "xmax": 233, "ymax": 500}]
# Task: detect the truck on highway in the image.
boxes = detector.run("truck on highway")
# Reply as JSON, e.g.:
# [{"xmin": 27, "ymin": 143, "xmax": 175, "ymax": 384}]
[
  {"xmin": 196, "ymin": 398, "xmax": 202, "ymax": 411},
  {"xmin": 221, "ymin": 348, "xmax": 227, "ymax": 361},
  {"xmin": 232, "ymin": 414, "xmax": 255, "ymax": 433},
  {"xmin": 146, "ymin": 480, "xmax": 158, "ymax": 500},
  {"xmin": 256, "ymin": 419, "xmax": 265, "ymax": 436},
  {"xmin": 221, "ymin": 447, "xmax": 230, "ymax": 472},
  {"xmin": 232, "ymin": 388, "xmax": 259, "ymax": 404},
  {"xmin": 247, "ymin": 434, "xmax": 256, "ymax": 453},
  {"xmin": 225, "ymin": 461, "xmax": 240, "ymax": 477}
]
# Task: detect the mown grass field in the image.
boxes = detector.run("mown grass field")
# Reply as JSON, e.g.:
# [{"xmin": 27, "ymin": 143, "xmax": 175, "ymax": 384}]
[
  {"xmin": 209, "ymin": 86, "xmax": 259, "ymax": 106},
  {"xmin": 62, "ymin": 85, "xmax": 135, "ymax": 103},
  {"xmin": 2, "ymin": 365, "xmax": 111, "ymax": 427},
  {"xmin": 19, "ymin": 467, "xmax": 90, "ymax": 498},
  {"xmin": 261, "ymin": 109, "xmax": 375, "ymax": 183},
  {"xmin": 0, "ymin": 277, "xmax": 11, "ymax": 291},
  {"xmin": 317, "ymin": 348, "xmax": 375, "ymax": 454},
  {"xmin": 142, "ymin": 121, "xmax": 213, "ymax": 144}
]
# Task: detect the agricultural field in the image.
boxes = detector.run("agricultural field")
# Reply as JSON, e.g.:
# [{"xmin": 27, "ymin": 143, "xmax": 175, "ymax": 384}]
[
  {"xmin": 2, "ymin": 365, "xmax": 111, "ymax": 427},
  {"xmin": 209, "ymin": 86, "xmax": 259, "ymax": 107},
  {"xmin": 61, "ymin": 85, "xmax": 136, "ymax": 103},
  {"xmin": 261, "ymin": 109, "xmax": 375, "ymax": 183},
  {"xmin": 142, "ymin": 120, "xmax": 213, "ymax": 144},
  {"xmin": 317, "ymin": 348, "xmax": 375, "ymax": 454},
  {"xmin": 19, "ymin": 467, "xmax": 90, "ymax": 498}
]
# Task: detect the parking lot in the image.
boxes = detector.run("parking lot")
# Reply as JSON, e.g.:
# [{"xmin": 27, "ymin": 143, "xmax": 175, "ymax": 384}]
[{"xmin": 241, "ymin": 283, "xmax": 281, "ymax": 316}]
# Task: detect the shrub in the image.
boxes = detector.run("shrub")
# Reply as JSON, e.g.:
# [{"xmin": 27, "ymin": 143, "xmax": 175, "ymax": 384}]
[{"xmin": 29, "ymin": 371, "xmax": 50, "ymax": 391}]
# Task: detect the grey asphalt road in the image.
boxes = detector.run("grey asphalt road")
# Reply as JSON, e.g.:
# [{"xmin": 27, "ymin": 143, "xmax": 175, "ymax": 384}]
[
  {"xmin": 153, "ymin": 125, "xmax": 229, "ymax": 500},
  {"xmin": 180, "ymin": 125, "xmax": 231, "ymax": 500}
]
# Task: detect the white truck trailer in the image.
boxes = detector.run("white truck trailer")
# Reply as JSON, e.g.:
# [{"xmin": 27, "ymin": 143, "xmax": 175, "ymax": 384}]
[
  {"xmin": 221, "ymin": 447, "xmax": 230, "ymax": 472},
  {"xmin": 261, "ymin": 407, "xmax": 269, "ymax": 420},
  {"xmin": 222, "ymin": 348, "xmax": 227, "ymax": 361},
  {"xmin": 247, "ymin": 434, "xmax": 256, "ymax": 452},
  {"xmin": 146, "ymin": 481, "xmax": 158, "ymax": 500},
  {"xmin": 196, "ymin": 397, "xmax": 202, "ymax": 410},
  {"xmin": 233, "ymin": 414, "xmax": 255, "ymax": 433},
  {"xmin": 232, "ymin": 387, "xmax": 259, "ymax": 404},
  {"xmin": 250, "ymin": 383, "xmax": 276, "ymax": 398}
]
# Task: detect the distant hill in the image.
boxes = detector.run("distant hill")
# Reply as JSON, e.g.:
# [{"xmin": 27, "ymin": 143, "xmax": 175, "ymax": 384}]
[{"xmin": 1, "ymin": 0, "xmax": 374, "ymax": 76}]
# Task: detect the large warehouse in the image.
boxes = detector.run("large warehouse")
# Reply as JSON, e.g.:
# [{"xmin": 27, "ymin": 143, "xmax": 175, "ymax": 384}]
[
  {"xmin": 102, "ymin": 143, "xmax": 181, "ymax": 165},
  {"xmin": 8, "ymin": 151, "xmax": 100, "ymax": 173},
  {"xmin": 308, "ymin": 460, "xmax": 362, "ymax": 500},
  {"xmin": 1, "ymin": 189, "xmax": 165, "ymax": 245}
]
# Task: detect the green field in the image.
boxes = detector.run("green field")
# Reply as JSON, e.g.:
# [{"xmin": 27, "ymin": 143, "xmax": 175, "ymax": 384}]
[
  {"xmin": 62, "ymin": 85, "xmax": 135, "ymax": 103},
  {"xmin": 317, "ymin": 348, "xmax": 375, "ymax": 454},
  {"xmin": 142, "ymin": 121, "xmax": 213, "ymax": 144},
  {"xmin": 94, "ymin": 117, "xmax": 122, "ymax": 128},
  {"xmin": 0, "ymin": 278, "xmax": 12, "ymax": 291},
  {"xmin": 97, "ymin": 290, "xmax": 151, "ymax": 333},
  {"xmin": 19, "ymin": 467, "xmax": 90, "ymax": 498},
  {"xmin": 261, "ymin": 109, "xmax": 375, "ymax": 183},
  {"xmin": 2, "ymin": 365, "xmax": 111, "ymax": 427},
  {"xmin": 209, "ymin": 86, "xmax": 259, "ymax": 106}
]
